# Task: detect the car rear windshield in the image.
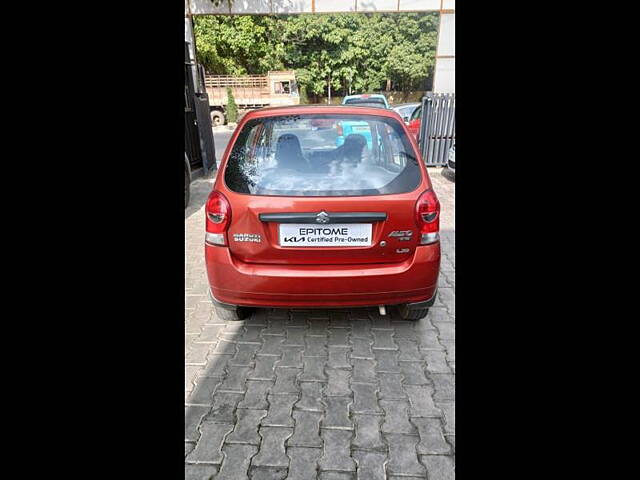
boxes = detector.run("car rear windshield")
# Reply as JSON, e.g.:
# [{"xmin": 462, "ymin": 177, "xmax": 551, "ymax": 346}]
[
  {"xmin": 343, "ymin": 98, "xmax": 387, "ymax": 108},
  {"xmin": 224, "ymin": 114, "xmax": 422, "ymax": 196}
]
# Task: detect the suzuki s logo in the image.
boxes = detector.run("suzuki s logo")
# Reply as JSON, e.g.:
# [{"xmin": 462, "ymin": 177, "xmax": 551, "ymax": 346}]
[{"xmin": 316, "ymin": 211, "xmax": 330, "ymax": 224}]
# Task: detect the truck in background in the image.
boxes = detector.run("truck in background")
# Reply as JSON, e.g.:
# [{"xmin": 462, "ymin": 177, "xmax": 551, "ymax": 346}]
[{"xmin": 205, "ymin": 71, "xmax": 300, "ymax": 125}]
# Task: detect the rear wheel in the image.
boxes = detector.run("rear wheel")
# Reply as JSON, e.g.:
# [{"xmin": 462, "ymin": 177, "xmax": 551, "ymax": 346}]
[
  {"xmin": 214, "ymin": 304, "xmax": 252, "ymax": 322},
  {"xmin": 398, "ymin": 304, "xmax": 430, "ymax": 321},
  {"xmin": 211, "ymin": 110, "xmax": 225, "ymax": 126}
]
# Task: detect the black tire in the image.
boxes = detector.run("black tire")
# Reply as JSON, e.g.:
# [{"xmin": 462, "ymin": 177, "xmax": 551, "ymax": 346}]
[
  {"xmin": 184, "ymin": 168, "xmax": 190, "ymax": 208},
  {"xmin": 211, "ymin": 110, "xmax": 225, "ymax": 126},
  {"xmin": 214, "ymin": 304, "xmax": 252, "ymax": 322},
  {"xmin": 398, "ymin": 304, "xmax": 430, "ymax": 321}
]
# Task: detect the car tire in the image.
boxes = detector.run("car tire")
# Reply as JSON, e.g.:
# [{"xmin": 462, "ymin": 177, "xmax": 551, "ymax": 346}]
[
  {"xmin": 211, "ymin": 110, "xmax": 225, "ymax": 126},
  {"xmin": 185, "ymin": 168, "xmax": 190, "ymax": 208},
  {"xmin": 398, "ymin": 304, "xmax": 430, "ymax": 321},
  {"xmin": 214, "ymin": 304, "xmax": 252, "ymax": 322}
]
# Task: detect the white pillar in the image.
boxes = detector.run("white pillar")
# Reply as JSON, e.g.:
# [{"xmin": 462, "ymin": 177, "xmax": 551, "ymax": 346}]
[{"xmin": 433, "ymin": 2, "xmax": 455, "ymax": 93}]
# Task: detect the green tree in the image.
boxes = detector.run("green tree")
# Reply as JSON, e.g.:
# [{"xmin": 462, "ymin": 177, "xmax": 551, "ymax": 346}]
[{"xmin": 226, "ymin": 87, "xmax": 238, "ymax": 123}]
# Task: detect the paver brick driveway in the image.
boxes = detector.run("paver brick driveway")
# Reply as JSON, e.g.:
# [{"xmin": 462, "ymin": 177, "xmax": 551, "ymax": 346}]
[{"xmin": 185, "ymin": 168, "xmax": 455, "ymax": 479}]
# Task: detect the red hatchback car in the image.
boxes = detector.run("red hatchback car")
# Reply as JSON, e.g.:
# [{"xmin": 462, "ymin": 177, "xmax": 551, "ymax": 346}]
[{"xmin": 204, "ymin": 105, "xmax": 440, "ymax": 321}]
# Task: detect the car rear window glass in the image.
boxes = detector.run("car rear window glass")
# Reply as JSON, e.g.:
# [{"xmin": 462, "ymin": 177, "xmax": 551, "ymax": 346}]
[
  {"xmin": 224, "ymin": 114, "xmax": 422, "ymax": 196},
  {"xmin": 343, "ymin": 98, "xmax": 387, "ymax": 108}
]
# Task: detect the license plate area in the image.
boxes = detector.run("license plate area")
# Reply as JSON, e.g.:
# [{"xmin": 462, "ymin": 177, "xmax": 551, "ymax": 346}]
[{"xmin": 279, "ymin": 223, "xmax": 372, "ymax": 247}]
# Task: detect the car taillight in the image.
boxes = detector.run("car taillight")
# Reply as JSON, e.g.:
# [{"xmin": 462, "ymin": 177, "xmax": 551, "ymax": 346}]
[
  {"xmin": 336, "ymin": 122, "xmax": 343, "ymax": 136},
  {"xmin": 205, "ymin": 190, "xmax": 231, "ymax": 246},
  {"xmin": 415, "ymin": 189, "xmax": 440, "ymax": 245}
]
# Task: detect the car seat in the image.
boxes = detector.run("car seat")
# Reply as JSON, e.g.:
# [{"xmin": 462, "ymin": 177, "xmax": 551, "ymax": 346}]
[{"xmin": 275, "ymin": 134, "xmax": 308, "ymax": 172}]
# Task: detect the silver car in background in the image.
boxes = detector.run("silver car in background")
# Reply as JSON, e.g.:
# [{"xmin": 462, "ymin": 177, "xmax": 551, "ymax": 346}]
[
  {"xmin": 392, "ymin": 102, "xmax": 421, "ymax": 123},
  {"xmin": 447, "ymin": 143, "xmax": 455, "ymax": 177}
]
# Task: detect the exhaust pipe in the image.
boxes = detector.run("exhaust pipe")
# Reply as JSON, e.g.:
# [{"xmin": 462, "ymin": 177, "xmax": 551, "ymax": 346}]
[{"xmin": 378, "ymin": 305, "xmax": 386, "ymax": 316}]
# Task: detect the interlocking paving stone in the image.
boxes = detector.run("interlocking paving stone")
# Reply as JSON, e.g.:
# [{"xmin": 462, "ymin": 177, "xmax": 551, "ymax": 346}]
[
  {"xmin": 200, "ymin": 353, "xmax": 232, "ymax": 377},
  {"xmin": 287, "ymin": 446, "xmax": 322, "ymax": 480},
  {"xmin": 350, "ymin": 358, "xmax": 377, "ymax": 384},
  {"xmin": 325, "ymin": 368, "xmax": 351, "ymax": 396},
  {"xmin": 328, "ymin": 328, "xmax": 349, "ymax": 346},
  {"xmin": 319, "ymin": 473, "xmax": 355, "ymax": 480},
  {"xmin": 205, "ymin": 392, "xmax": 245, "ymax": 424},
  {"xmin": 439, "ymin": 402, "xmax": 455, "ymax": 434},
  {"xmin": 252, "ymin": 427, "xmax": 293, "ymax": 468},
  {"xmin": 395, "ymin": 339, "xmax": 422, "ymax": 362},
  {"xmin": 415, "ymin": 328, "xmax": 445, "ymax": 351},
  {"xmin": 371, "ymin": 329, "xmax": 397, "ymax": 350},
  {"xmin": 434, "ymin": 322, "xmax": 455, "ymax": 342},
  {"xmin": 239, "ymin": 325, "xmax": 264, "ymax": 343},
  {"xmin": 262, "ymin": 394, "xmax": 297, "ymax": 427},
  {"xmin": 218, "ymin": 365, "xmax": 251, "ymax": 393},
  {"xmin": 231, "ymin": 343, "xmax": 261, "ymax": 366},
  {"xmin": 423, "ymin": 350, "xmax": 451, "ymax": 374},
  {"xmin": 353, "ymin": 450, "xmax": 387, "ymax": 480},
  {"xmin": 307, "ymin": 319, "xmax": 329, "ymax": 335},
  {"xmin": 259, "ymin": 336, "xmax": 286, "ymax": 356},
  {"xmin": 352, "ymin": 414, "xmax": 386, "ymax": 451},
  {"xmin": 186, "ymin": 422, "xmax": 234, "ymax": 463},
  {"xmin": 405, "ymin": 385, "xmax": 442, "ymax": 418},
  {"xmin": 188, "ymin": 376, "xmax": 223, "ymax": 405},
  {"xmin": 399, "ymin": 361, "xmax": 431, "ymax": 385},
  {"xmin": 350, "ymin": 337, "xmax": 374, "ymax": 359},
  {"xmin": 421, "ymin": 455, "xmax": 455, "ymax": 480},
  {"xmin": 329, "ymin": 311, "xmax": 350, "ymax": 327},
  {"xmin": 378, "ymin": 373, "xmax": 407, "ymax": 400},
  {"xmin": 213, "ymin": 339, "xmax": 237, "ymax": 355},
  {"xmin": 412, "ymin": 417, "xmax": 451, "ymax": 455},
  {"xmin": 328, "ymin": 346, "xmax": 352, "ymax": 369},
  {"xmin": 350, "ymin": 318, "xmax": 372, "ymax": 339},
  {"xmin": 283, "ymin": 327, "xmax": 306, "ymax": 346},
  {"xmin": 321, "ymin": 396, "xmax": 353, "ymax": 429},
  {"xmin": 271, "ymin": 367, "xmax": 301, "ymax": 394},
  {"xmin": 430, "ymin": 373, "xmax": 456, "ymax": 402},
  {"xmin": 318, "ymin": 429, "xmax": 356, "ymax": 472},
  {"xmin": 441, "ymin": 340, "xmax": 455, "ymax": 361},
  {"xmin": 276, "ymin": 346, "xmax": 304, "ymax": 368},
  {"xmin": 185, "ymin": 405, "xmax": 211, "ymax": 441},
  {"xmin": 184, "ymin": 463, "xmax": 219, "ymax": 480},
  {"xmin": 249, "ymin": 356, "xmax": 279, "ymax": 381},
  {"xmin": 186, "ymin": 342, "xmax": 212, "ymax": 365},
  {"xmin": 217, "ymin": 444, "xmax": 258, "ymax": 480},
  {"xmin": 196, "ymin": 324, "xmax": 226, "ymax": 343},
  {"xmin": 238, "ymin": 380, "xmax": 272, "ymax": 410},
  {"xmin": 185, "ymin": 442, "xmax": 195, "ymax": 458},
  {"xmin": 262, "ymin": 319, "xmax": 286, "ymax": 336},
  {"xmin": 389, "ymin": 320, "xmax": 417, "ymax": 339},
  {"xmin": 249, "ymin": 466, "xmax": 288, "ymax": 480},
  {"xmin": 373, "ymin": 349, "xmax": 401, "ymax": 374},
  {"xmin": 351, "ymin": 383, "xmax": 382, "ymax": 414},
  {"xmin": 380, "ymin": 399, "xmax": 418, "ymax": 434},
  {"xmin": 288, "ymin": 410, "xmax": 323, "ymax": 447},
  {"xmin": 226, "ymin": 409, "xmax": 267, "ymax": 445},
  {"xmin": 445, "ymin": 434, "xmax": 455, "ymax": 453},
  {"xmin": 295, "ymin": 381, "xmax": 324, "ymax": 412},
  {"xmin": 384, "ymin": 434, "xmax": 426, "ymax": 477},
  {"xmin": 304, "ymin": 335, "xmax": 328, "ymax": 357},
  {"xmin": 299, "ymin": 356, "xmax": 328, "ymax": 382}
]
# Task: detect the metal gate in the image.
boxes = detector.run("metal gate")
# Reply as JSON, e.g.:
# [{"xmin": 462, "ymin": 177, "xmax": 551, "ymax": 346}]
[{"xmin": 418, "ymin": 93, "xmax": 455, "ymax": 166}]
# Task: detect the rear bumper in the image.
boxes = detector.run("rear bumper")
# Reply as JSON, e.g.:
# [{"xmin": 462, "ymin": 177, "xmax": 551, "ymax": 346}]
[{"xmin": 205, "ymin": 244, "xmax": 440, "ymax": 308}]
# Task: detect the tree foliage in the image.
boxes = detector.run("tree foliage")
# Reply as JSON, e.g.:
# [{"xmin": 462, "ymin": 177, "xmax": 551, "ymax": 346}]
[
  {"xmin": 226, "ymin": 87, "xmax": 238, "ymax": 123},
  {"xmin": 193, "ymin": 13, "xmax": 438, "ymax": 96}
]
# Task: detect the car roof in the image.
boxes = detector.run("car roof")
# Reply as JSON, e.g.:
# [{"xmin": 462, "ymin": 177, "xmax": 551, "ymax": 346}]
[
  {"xmin": 343, "ymin": 94, "xmax": 387, "ymax": 99},
  {"xmin": 242, "ymin": 105, "xmax": 403, "ymax": 120}
]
